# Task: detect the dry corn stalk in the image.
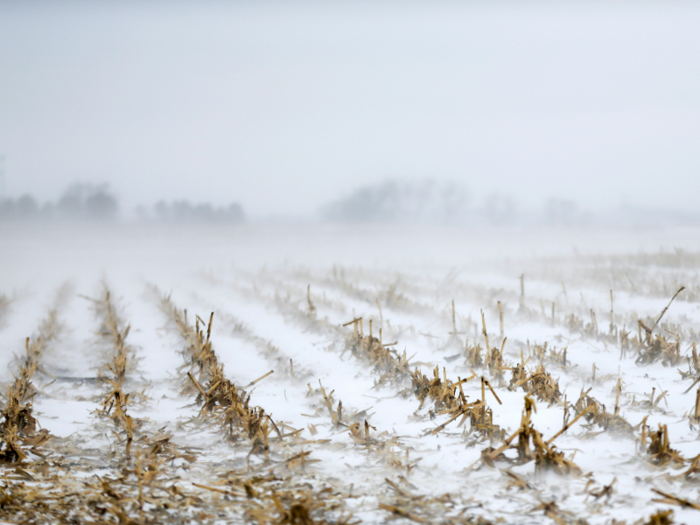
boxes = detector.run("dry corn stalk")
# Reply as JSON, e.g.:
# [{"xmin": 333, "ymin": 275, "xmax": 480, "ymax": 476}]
[
  {"xmin": 480, "ymin": 396, "xmax": 584, "ymax": 476},
  {"xmin": 572, "ymin": 388, "xmax": 633, "ymax": 436},
  {"xmin": 509, "ymin": 363, "xmax": 562, "ymax": 405},
  {"xmin": 641, "ymin": 509, "xmax": 674, "ymax": 525},
  {"xmin": 691, "ymin": 386, "xmax": 700, "ymax": 425},
  {"xmin": 343, "ymin": 318, "xmax": 412, "ymax": 385},
  {"xmin": 636, "ymin": 323, "xmax": 682, "ymax": 367},
  {"xmin": 640, "ymin": 421, "xmax": 685, "ymax": 468},
  {"xmin": 1, "ymin": 308, "xmax": 60, "ymax": 463},
  {"xmin": 160, "ymin": 294, "xmax": 278, "ymax": 450}
]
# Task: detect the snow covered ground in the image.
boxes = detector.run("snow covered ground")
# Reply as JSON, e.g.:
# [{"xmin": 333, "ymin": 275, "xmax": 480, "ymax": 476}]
[{"xmin": 2, "ymin": 222, "xmax": 700, "ymax": 524}]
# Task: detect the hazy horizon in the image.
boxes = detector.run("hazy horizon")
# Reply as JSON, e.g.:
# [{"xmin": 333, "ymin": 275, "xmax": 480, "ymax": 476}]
[{"xmin": 1, "ymin": 1, "xmax": 699, "ymax": 219}]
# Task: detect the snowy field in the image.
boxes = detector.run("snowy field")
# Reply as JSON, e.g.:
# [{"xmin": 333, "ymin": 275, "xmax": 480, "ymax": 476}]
[{"xmin": 2, "ymin": 222, "xmax": 700, "ymax": 524}]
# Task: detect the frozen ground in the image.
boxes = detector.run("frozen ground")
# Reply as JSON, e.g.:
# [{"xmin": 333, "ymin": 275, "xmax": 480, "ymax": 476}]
[{"xmin": 2, "ymin": 222, "xmax": 700, "ymax": 524}]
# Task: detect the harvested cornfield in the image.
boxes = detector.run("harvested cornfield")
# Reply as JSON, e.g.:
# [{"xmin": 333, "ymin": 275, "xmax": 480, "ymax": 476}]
[{"xmin": 2, "ymin": 224, "xmax": 700, "ymax": 524}]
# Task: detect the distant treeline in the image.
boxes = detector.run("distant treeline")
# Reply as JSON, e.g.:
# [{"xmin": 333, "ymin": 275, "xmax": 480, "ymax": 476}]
[
  {"xmin": 0, "ymin": 183, "xmax": 118, "ymax": 221},
  {"xmin": 0, "ymin": 183, "xmax": 245, "ymax": 224},
  {"xmin": 318, "ymin": 178, "xmax": 700, "ymax": 228},
  {"xmin": 319, "ymin": 178, "xmax": 590, "ymax": 226},
  {"xmin": 138, "ymin": 200, "xmax": 244, "ymax": 224},
  {"xmin": 320, "ymin": 179, "xmax": 470, "ymax": 224}
]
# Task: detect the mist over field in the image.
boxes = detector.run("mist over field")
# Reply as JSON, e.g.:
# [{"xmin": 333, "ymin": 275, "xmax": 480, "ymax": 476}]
[
  {"xmin": 1, "ymin": 0, "xmax": 700, "ymax": 223},
  {"xmin": 3, "ymin": 2, "xmax": 700, "ymax": 524}
]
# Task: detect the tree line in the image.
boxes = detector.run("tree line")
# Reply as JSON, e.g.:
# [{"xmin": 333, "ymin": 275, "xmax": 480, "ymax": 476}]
[{"xmin": 0, "ymin": 183, "xmax": 245, "ymax": 224}]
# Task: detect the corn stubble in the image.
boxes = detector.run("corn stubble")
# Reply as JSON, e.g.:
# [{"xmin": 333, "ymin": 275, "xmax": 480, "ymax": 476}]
[
  {"xmin": 4, "ymin": 255, "xmax": 700, "ymax": 524},
  {"xmin": 158, "ymin": 291, "xmax": 359, "ymax": 525},
  {"xmin": 0, "ymin": 307, "xmax": 59, "ymax": 464}
]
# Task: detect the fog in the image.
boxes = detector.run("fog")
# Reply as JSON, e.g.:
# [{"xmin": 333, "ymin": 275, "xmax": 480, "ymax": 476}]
[
  {"xmin": 5, "ymin": 5, "xmax": 700, "ymax": 522},
  {"xmin": 1, "ymin": 1, "xmax": 699, "ymax": 222}
]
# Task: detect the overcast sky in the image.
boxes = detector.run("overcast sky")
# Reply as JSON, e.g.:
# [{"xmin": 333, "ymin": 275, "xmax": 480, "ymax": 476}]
[{"xmin": 1, "ymin": 1, "xmax": 699, "ymax": 217}]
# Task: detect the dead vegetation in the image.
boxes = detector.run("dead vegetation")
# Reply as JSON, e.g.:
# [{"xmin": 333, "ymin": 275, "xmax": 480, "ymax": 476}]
[
  {"xmin": 316, "ymin": 381, "xmax": 421, "ymax": 474},
  {"xmin": 639, "ymin": 509, "xmax": 675, "ymax": 525},
  {"xmin": 509, "ymin": 362, "xmax": 562, "ymax": 406},
  {"xmin": 341, "ymin": 317, "xmax": 507, "ymax": 442},
  {"xmin": 479, "ymin": 396, "xmax": 584, "ymax": 477},
  {"xmin": 4, "ymin": 249, "xmax": 700, "ymax": 523},
  {"xmin": 571, "ymin": 387, "xmax": 634, "ymax": 436},
  {"xmin": 2, "ymin": 285, "xmax": 362, "ymax": 525},
  {"xmin": 680, "ymin": 343, "xmax": 700, "ymax": 383},
  {"xmin": 635, "ymin": 323, "xmax": 682, "ymax": 367},
  {"xmin": 478, "ymin": 311, "xmax": 507, "ymax": 384},
  {"xmin": 379, "ymin": 478, "xmax": 495, "ymax": 524},
  {"xmin": 528, "ymin": 341, "xmax": 569, "ymax": 369},
  {"xmin": 456, "ymin": 309, "xmax": 508, "ymax": 383},
  {"xmin": 0, "ymin": 307, "xmax": 60, "ymax": 464},
  {"xmin": 639, "ymin": 420, "xmax": 686, "ymax": 468},
  {"xmin": 70, "ymin": 286, "xmax": 216, "ymax": 523},
  {"xmin": 0, "ymin": 294, "xmax": 210, "ymax": 524},
  {"xmin": 0, "ymin": 284, "xmax": 362, "ymax": 525},
  {"xmin": 410, "ymin": 367, "xmax": 505, "ymax": 442},
  {"xmin": 253, "ymin": 263, "xmax": 700, "ymax": 519},
  {"xmin": 198, "ymin": 290, "xmax": 426, "ymax": 478},
  {"xmin": 159, "ymin": 294, "xmax": 277, "ymax": 450},
  {"xmin": 87, "ymin": 288, "xmax": 139, "ymax": 455},
  {"xmin": 689, "ymin": 385, "xmax": 700, "ymax": 426},
  {"xmin": 636, "ymin": 286, "xmax": 685, "ymax": 366},
  {"xmin": 342, "ymin": 317, "xmax": 412, "ymax": 386},
  {"xmin": 156, "ymin": 290, "xmax": 366, "ymax": 525}
]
